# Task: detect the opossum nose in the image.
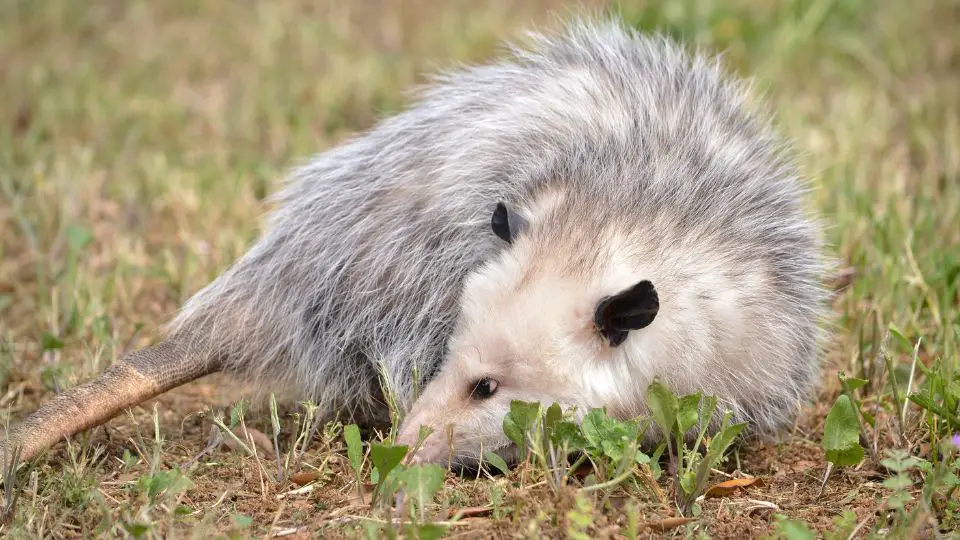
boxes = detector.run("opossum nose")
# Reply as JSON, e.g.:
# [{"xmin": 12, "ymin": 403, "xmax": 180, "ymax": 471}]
[
  {"xmin": 395, "ymin": 421, "xmax": 427, "ymax": 449},
  {"xmin": 399, "ymin": 429, "xmax": 451, "ymax": 467},
  {"xmin": 405, "ymin": 450, "xmax": 428, "ymax": 466},
  {"xmin": 406, "ymin": 442, "xmax": 448, "ymax": 466}
]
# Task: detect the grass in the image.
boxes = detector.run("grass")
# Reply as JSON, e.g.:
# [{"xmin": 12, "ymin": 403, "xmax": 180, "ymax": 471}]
[{"xmin": 1, "ymin": 0, "xmax": 958, "ymax": 537}]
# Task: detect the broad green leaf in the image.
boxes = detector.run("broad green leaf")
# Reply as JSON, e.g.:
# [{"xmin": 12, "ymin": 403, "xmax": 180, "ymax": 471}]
[
  {"xmin": 697, "ymin": 394, "xmax": 718, "ymax": 439},
  {"xmin": 826, "ymin": 444, "xmax": 865, "ymax": 467},
  {"xmin": 677, "ymin": 393, "xmax": 701, "ymax": 434},
  {"xmin": 822, "ymin": 395, "xmax": 865, "ymax": 467},
  {"xmin": 887, "ymin": 324, "xmax": 913, "ymax": 351},
  {"xmin": 581, "ymin": 408, "xmax": 638, "ymax": 463},
  {"xmin": 544, "ymin": 402, "xmax": 563, "ymax": 443},
  {"xmin": 138, "ymin": 470, "xmax": 193, "ymax": 503},
  {"xmin": 40, "ymin": 332, "xmax": 63, "ymax": 352},
  {"xmin": 402, "ymin": 464, "xmax": 445, "ymax": 512},
  {"xmin": 885, "ymin": 490, "xmax": 912, "ymax": 510},
  {"xmin": 879, "ymin": 452, "xmax": 922, "ymax": 473},
  {"xmin": 645, "ymin": 379, "xmax": 678, "ymax": 437},
  {"xmin": 772, "ymin": 514, "xmax": 816, "ymax": 540},
  {"xmin": 824, "ymin": 510, "xmax": 858, "ymax": 540},
  {"xmin": 679, "ymin": 469, "xmax": 697, "ymax": 496},
  {"xmin": 406, "ymin": 523, "xmax": 447, "ymax": 540},
  {"xmin": 361, "ymin": 521, "xmax": 384, "ymax": 539},
  {"xmin": 229, "ymin": 400, "xmax": 246, "ymax": 428},
  {"xmin": 173, "ymin": 505, "xmax": 193, "ymax": 518},
  {"xmin": 344, "ymin": 424, "xmax": 363, "ymax": 475},
  {"xmin": 483, "ymin": 451, "xmax": 510, "ymax": 476},
  {"xmin": 838, "ymin": 372, "xmax": 868, "ymax": 392},
  {"xmin": 706, "ymin": 419, "xmax": 747, "ymax": 465},
  {"xmin": 66, "ymin": 224, "xmax": 93, "ymax": 252},
  {"xmin": 232, "ymin": 514, "xmax": 253, "ymax": 529},
  {"xmin": 370, "ymin": 442, "xmax": 407, "ymax": 484},
  {"xmin": 552, "ymin": 420, "xmax": 587, "ymax": 450},
  {"xmin": 123, "ymin": 522, "xmax": 150, "ymax": 537},
  {"xmin": 502, "ymin": 400, "xmax": 541, "ymax": 454},
  {"xmin": 882, "ymin": 474, "xmax": 912, "ymax": 491},
  {"xmin": 942, "ymin": 469, "xmax": 960, "ymax": 488},
  {"xmin": 580, "ymin": 408, "xmax": 607, "ymax": 451}
]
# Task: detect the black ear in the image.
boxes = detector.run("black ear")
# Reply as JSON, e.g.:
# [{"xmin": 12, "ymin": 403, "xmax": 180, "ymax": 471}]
[
  {"xmin": 594, "ymin": 280, "xmax": 659, "ymax": 347},
  {"xmin": 491, "ymin": 201, "xmax": 528, "ymax": 244}
]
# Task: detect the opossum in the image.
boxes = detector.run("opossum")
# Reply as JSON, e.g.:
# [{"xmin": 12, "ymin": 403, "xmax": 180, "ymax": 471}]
[{"xmin": 1, "ymin": 17, "xmax": 830, "ymax": 473}]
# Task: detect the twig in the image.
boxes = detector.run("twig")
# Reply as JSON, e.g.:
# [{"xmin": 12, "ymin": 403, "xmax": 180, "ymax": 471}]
[{"xmin": 817, "ymin": 462, "xmax": 834, "ymax": 498}]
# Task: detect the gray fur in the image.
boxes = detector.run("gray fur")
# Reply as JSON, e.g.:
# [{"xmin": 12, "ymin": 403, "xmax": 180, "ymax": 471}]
[{"xmin": 167, "ymin": 16, "xmax": 829, "ymax": 433}]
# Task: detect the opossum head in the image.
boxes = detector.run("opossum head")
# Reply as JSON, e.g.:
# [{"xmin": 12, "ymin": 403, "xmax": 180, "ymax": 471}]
[{"xmin": 396, "ymin": 192, "xmax": 660, "ymax": 467}]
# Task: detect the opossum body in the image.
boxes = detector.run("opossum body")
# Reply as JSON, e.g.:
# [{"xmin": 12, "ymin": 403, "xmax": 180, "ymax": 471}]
[{"xmin": 2, "ymin": 17, "xmax": 829, "ymax": 470}]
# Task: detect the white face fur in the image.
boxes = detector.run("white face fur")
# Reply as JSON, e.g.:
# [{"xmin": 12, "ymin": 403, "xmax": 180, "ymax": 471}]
[{"xmin": 395, "ymin": 191, "xmax": 662, "ymax": 466}]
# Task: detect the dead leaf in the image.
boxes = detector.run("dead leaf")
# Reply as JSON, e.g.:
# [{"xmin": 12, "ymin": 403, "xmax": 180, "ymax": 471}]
[
  {"xmin": 228, "ymin": 426, "xmax": 275, "ymax": 455},
  {"xmin": 644, "ymin": 517, "xmax": 696, "ymax": 532},
  {"xmin": 289, "ymin": 472, "xmax": 319, "ymax": 486},
  {"xmin": 704, "ymin": 476, "xmax": 763, "ymax": 498}
]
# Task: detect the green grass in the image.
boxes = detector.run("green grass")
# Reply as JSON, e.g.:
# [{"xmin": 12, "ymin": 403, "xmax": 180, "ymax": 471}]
[{"xmin": 1, "ymin": 0, "xmax": 958, "ymax": 537}]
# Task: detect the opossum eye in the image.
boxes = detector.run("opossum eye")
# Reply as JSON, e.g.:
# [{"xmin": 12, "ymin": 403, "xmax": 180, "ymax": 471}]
[
  {"xmin": 470, "ymin": 377, "xmax": 499, "ymax": 400},
  {"xmin": 491, "ymin": 202, "xmax": 528, "ymax": 244},
  {"xmin": 594, "ymin": 280, "xmax": 660, "ymax": 347}
]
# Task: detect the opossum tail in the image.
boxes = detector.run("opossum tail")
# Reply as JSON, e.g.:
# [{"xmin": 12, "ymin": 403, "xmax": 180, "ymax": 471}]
[{"xmin": 1, "ymin": 335, "xmax": 220, "ymax": 475}]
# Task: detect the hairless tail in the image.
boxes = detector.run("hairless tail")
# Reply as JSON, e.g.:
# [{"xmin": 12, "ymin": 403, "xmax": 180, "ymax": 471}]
[{"xmin": 1, "ymin": 335, "xmax": 220, "ymax": 475}]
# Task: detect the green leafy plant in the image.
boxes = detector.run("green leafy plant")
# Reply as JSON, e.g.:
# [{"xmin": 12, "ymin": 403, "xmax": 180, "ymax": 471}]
[
  {"xmin": 766, "ymin": 514, "xmax": 816, "ymax": 540},
  {"xmin": 344, "ymin": 423, "xmax": 365, "ymax": 503},
  {"xmin": 820, "ymin": 370, "xmax": 873, "ymax": 492},
  {"xmin": 644, "ymin": 378, "xmax": 747, "ymax": 515},
  {"xmin": 765, "ymin": 510, "xmax": 857, "ymax": 540},
  {"xmin": 881, "ymin": 449, "xmax": 922, "ymax": 513},
  {"xmin": 336, "ymin": 428, "xmax": 449, "ymax": 538},
  {"xmin": 369, "ymin": 442, "xmax": 407, "ymax": 504},
  {"xmin": 578, "ymin": 407, "xmax": 650, "ymax": 492},
  {"xmin": 500, "ymin": 400, "xmax": 651, "ymax": 494},
  {"xmin": 565, "ymin": 493, "xmax": 594, "ymax": 540},
  {"xmin": 850, "ymin": 438, "xmax": 960, "ymax": 538},
  {"xmin": 822, "ymin": 393, "xmax": 866, "ymax": 468},
  {"xmin": 502, "ymin": 400, "xmax": 543, "ymax": 463},
  {"xmin": 907, "ymin": 327, "xmax": 960, "ymax": 440},
  {"xmin": 496, "ymin": 381, "xmax": 746, "ymax": 515}
]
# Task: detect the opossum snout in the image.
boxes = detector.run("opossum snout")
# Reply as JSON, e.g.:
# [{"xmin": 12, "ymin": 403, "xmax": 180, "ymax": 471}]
[{"xmin": 395, "ymin": 368, "xmax": 517, "ymax": 466}]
